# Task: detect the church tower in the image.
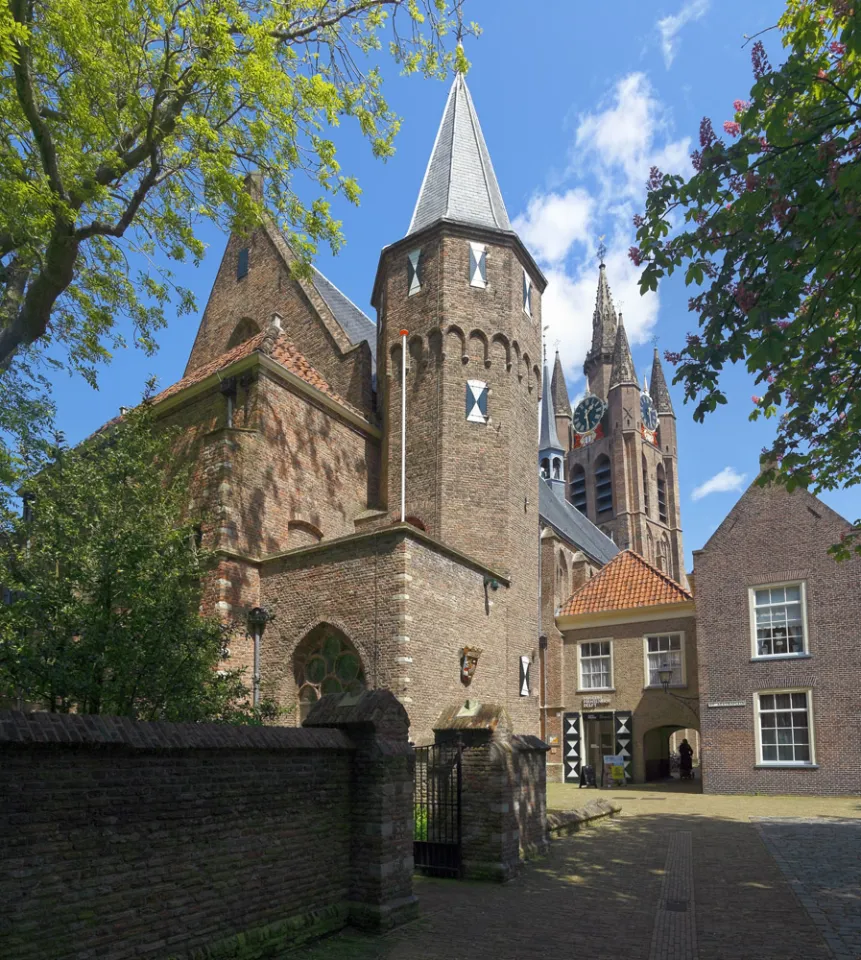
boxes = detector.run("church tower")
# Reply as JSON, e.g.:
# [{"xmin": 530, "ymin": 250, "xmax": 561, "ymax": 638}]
[
  {"xmin": 565, "ymin": 261, "xmax": 686, "ymax": 584},
  {"xmin": 371, "ymin": 71, "xmax": 546, "ymax": 579},
  {"xmin": 539, "ymin": 359, "xmax": 566, "ymax": 499}
]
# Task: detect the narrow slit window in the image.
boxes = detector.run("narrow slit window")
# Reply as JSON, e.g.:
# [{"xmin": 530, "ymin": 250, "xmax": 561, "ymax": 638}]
[
  {"xmin": 523, "ymin": 270, "xmax": 532, "ymax": 316},
  {"xmin": 570, "ymin": 466, "xmax": 587, "ymax": 514},
  {"xmin": 595, "ymin": 456, "xmax": 612, "ymax": 514},
  {"xmin": 657, "ymin": 465, "xmax": 667, "ymax": 523},
  {"xmin": 407, "ymin": 249, "xmax": 422, "ymax": 296},
  {"xmin": 466, "ymin": 379, "xmax": 488, "ymax": 424},
  {"xmin": 237, "ymin": 247, "xmax": 249, "ymax": 280}
]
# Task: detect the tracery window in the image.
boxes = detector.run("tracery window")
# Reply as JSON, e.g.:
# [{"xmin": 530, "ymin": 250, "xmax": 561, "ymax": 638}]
[{"xmin": 295, "ymin": 625, "xmax": 365, "ymax": 721}]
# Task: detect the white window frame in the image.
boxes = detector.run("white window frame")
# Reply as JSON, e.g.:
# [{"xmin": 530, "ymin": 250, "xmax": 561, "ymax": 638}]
[
  {"xmin": 577, "ymin": 639, "xmax": 614, "ymax": 692},
  {"xmin": 754, "ymin": 688, "xmax": 816, "ymax": 767},
  {"xmin": 469, "ymin": 241, "xmax": 487, "ymax": 289},
  {"xmin": 522, "ymin": 269, "xmax": 532, "ymax": 317},
  {"xmin": 643, "ymin": 632, "xmax": 687, "ymax": 689},
  {"xmin": 407, "ymin": 248, "xmax": 422, "ymax": 296},
  {"xmin": 748, "ymin": 581, "xmax": 809, "ymax": 660}
]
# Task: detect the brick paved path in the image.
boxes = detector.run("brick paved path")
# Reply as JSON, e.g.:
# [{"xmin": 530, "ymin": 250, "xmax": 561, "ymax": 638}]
[
  {"xmin": 756, "ymin": 818, "xmax": 861, "ymax": 960},
  {"xmin": 287, "ymin": 786, "xmax": 858, "ymax": 960}
]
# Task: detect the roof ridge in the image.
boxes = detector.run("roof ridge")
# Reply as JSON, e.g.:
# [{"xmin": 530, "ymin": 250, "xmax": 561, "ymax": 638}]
[
  {"xmin": 622, "ymin": 548, "xmax": 692, "ymax": 598},
  {"xmin": 310, "ymin": 265, "xmax": 374, "ymax": 329}
]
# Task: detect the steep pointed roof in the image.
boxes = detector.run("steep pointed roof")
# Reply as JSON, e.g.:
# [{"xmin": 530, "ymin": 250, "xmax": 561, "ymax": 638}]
[
  {"xmin": 559, "ymin": 549, "xmax": 692, "ymax": 618},
  {"xmin": 550, "ymin": 351, "xmax": 571, "ymax": 418},
  {"xmin": 407, "ymin": 73, "xmax": 511, "ymax": 237},
  {"xmin": 588, "ymin": 262, "xmax": 618, "ymax": 358},
  {"xmin": 650, "ymin": 348, "xmax": 674, "ymax": 415},
  {"xmin": 310, "ymin": 266, "xmax": 377, "ymax": 368},
  {"xmin": 609, "ymin": 314, "xmax": 637, "ymax": 388},
  {"xmin": 539, "ymin": 363, "xmax": 563, "ymax": 452}
]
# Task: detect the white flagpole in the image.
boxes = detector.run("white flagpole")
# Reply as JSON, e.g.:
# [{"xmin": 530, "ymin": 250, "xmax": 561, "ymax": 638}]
[{"xmin": 400, "ymin": 329, "xmax": 408, "ymax": 523}]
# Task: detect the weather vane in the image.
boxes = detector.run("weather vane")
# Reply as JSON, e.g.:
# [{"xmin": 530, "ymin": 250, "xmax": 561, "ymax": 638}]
[{"xmin": 596, "ymin": 236, "xmax": 607, "ymax": 265}]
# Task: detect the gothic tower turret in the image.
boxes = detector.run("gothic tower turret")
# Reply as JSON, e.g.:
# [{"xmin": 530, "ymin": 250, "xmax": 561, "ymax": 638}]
[
  {"xmin": 550, "ymin": 350, "xmax": 572, "ymax": 451},
  {"xmin": 540, "ymin": 360, "xmax": 566, "ymax": 499},
  {"xmin": 565, "ymin": 267, "xmax": 686, "ymax": 584},
  {"xmin": 371, "ymin": 71, "xmax": 546, "ymax": 579}
]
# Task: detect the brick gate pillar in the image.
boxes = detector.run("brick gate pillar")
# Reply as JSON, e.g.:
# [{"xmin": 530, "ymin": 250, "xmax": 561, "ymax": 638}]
[
  {"xmin": 303, "ymin": 689, "xmax": 418, "ymax": 929},
  {"xmin": 434, "ymin": 701, "xmax": 550, "ymax": 881}
]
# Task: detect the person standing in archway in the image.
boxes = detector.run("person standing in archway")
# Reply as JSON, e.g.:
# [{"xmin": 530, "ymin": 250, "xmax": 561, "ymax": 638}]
[{"xmin": 679, "ymin": 738, "xmax": 693, "ymax": 779}]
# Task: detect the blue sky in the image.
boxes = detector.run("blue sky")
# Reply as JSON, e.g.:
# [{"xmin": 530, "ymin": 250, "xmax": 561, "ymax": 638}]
[{"xmin": 47, "ymin": 0, "xmax": 860, "ymax": 570}]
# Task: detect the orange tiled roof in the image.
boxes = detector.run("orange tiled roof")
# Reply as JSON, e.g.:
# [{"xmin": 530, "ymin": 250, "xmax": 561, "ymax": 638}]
[
  {"xmin": 151, "ymin": 331, "xmax": 365, "ymax": 419},
  {"xmin": 559, "ymin": 549, "xmax": 692, "ymax": 617}
]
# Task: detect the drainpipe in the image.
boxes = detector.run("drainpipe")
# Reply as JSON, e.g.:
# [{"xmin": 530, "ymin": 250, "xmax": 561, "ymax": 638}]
[{"xmin": 247, "ymin": 607, "xmax": 270, "ymax": 709}]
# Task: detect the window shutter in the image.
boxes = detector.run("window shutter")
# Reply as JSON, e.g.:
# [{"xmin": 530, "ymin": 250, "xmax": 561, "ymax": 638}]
[
  {"xmin": 523, "ymin": 270, "xmax": 532, "ymax": 316},
  {"xmin": 237, "ymin": 247, "xmax": 249, "ymax": 280},
  {"xmin": 407, "ymin": 249, "xmax": 422, "ymax": 296},
  {"xmin": 519, "ymin": 656, "xmax": 530, "ymax": 697},
  {"xmin": 563, "ymin": 712, "xmax": 581, "ymax": 782},
  {"xmin": 466, "ymin": 380, "xmax": 488, "ymax": 423},
  {"xmin": 469, "ymin": 242, "xmax": 487, "ymax": 288},
  {"xmin": 614, "ymin": 711, "xmax": 633, "ymax": 782}
]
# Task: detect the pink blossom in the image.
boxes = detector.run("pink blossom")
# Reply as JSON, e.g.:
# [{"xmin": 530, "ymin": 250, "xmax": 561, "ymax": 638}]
[
  {"xmin": 752, "ymin": 41, "xmax": 771, "ymax": 79},
  {"xmin": 628, "ymin": 246, "xmax": 642, "ymax": 267},
  {"xmin": 723, "ymin": 120, "xmax": 741, "ymax": 137},
  {"xmin": 767, "ymin": 375, "xmax": 775, "ymax": 385},
  {"xmin": 818, "ymin": 68, "xmax": 828, "ymax": 79},
  {"xmin": 699, "ymin": 117, "xmax": 716, "ymax": 149},
  {"xmin": 830, "ymin": 41, "xmax": 846, "ymax": 55},
  {"xmin": 751, "ymin": 395, "xmax": 762, "ymax": 405},
  {"xmin": 776, "ymin": 320, "xmax": 790, "ymax": 330},
  {"xmin": 733, "ymin": 99, "xmax": 750, "ymax": 112}
]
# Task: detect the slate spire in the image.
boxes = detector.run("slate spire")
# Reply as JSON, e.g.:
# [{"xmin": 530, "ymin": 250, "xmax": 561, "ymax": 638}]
[
  {"xmin": 550, "ymin": 350, "xmax": 571, "ymax": 418},
  {"xmin": 539, "ymin": 363, "xmax": 563, "ymax": 452},
  {"xmin": 407, "ymin": 72, "xmax": 511, "ymax": 237},
  {"xmin": 609, "ymin": 313, "xmax": 638, "ymax": 388},
  {"xmin": 589, "ymin": 261, "xmax": 618, "ymax": 359},
  {"xmin": 650, "ymin": 347, "xmax": 675, "ymax": 415}
]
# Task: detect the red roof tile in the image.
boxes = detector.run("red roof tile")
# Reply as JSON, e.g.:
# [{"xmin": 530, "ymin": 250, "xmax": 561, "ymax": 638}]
[
  {"xmin": 151, "ymin": 331, "xmax": 366, "ymax": 419},
  {"xmin": 559, "ymin": 549, "xmax": 692, "ymax": 617}
]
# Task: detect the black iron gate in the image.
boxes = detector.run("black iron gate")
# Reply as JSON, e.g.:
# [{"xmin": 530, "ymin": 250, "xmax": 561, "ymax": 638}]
[{"xmin": 413, "ymin": 740, "xmax": 462, "ymax": 878}]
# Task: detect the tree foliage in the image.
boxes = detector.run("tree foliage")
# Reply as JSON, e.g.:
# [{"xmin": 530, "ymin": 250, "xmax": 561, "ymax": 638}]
[
  {"xmin": 0, "ymin": 0, "xmax": 471, "ymax": 382},
  {"xmin": 632, "ymin": 2, "xmax": 860, "ymax": 554},
  {"xmin": 0, "ymin": 398, "xmax": 252, "ymax": 720}
]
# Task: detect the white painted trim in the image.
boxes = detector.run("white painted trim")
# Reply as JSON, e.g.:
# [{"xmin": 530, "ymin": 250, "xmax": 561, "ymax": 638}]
[
  {"xmin": 556, "ymin": 601, "xmax": 695, "ymax": 631},
  {"xmin": 748, "ymin": 580, "xmax": 809, "ymax": 660},
  {"xmin": 576, "ymin": 637, "xmax": 614, "ymax": 693},
  {"xmin": 753, "ymin": 688, "xmax": 817, "ymax": 767},
  {"xmin": 642, "ymin": 630, "xmax": 687, "ymax": 689}
]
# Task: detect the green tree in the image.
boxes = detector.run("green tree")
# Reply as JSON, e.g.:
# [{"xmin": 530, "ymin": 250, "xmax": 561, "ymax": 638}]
[
  {"xmin": 0, "ymin": 0, "xmax": 471, "ymax": 381},
  {"xmin": 0, "ymin": 396, "xmax": 251, "ymax": 720},
  {"xmin": 631, "ymin": 2, "xmax": 860, "ymax": 555}
]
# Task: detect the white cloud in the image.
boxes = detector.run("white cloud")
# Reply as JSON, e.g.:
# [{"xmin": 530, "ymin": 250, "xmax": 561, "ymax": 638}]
[
  {"xmin": 513, "ymin": 189, "xmax": 594, "ymax": 264},
  {"xmin": 519, "ymin": 73, "xmax": 690, "ymax": 392},
  {"xmin": 657, "ymin": 0, "xmax": 710, "ymax": 69},
  {"xmin": 691, "ymin": 467, "xmax": 747, "ymax": 501}
]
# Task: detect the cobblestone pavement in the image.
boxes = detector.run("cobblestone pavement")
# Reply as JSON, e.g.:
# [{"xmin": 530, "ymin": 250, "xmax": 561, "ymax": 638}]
[
  {"xmin": 755, "ymin": 818, "xmax": 861, "ymax": 960},
  {"xmin": 287, "ymin": 785, "xmax": 861, "ymax": 960}
]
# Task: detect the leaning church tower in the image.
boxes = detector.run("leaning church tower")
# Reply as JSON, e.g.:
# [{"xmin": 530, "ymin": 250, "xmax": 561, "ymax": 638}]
[
  {"xmin": 564, "ymin": 259, "xmax": 686, "ymax": 584},
  {"xmin": 370, "ymin": 71, "xmax": 546, "ymax": 582}
]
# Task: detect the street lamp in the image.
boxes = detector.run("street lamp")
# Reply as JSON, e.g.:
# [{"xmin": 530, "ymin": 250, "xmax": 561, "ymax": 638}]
[
  {"xmin": 247, "ymin": 606, "xmax": 271, "ymax": 709},
  {"xmin": 657, "ymin": 661, "xmax": 699, "ymax": 719},
  {"xmin": 658, "ymin": 663, "xmax": 674, "ymax": 692}
]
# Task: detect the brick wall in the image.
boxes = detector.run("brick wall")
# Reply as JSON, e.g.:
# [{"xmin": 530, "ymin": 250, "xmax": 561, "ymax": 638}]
[
  {"xmin": 561, "ymin": 614, "xmax": 698, "ymax": 783},
  {"xmin": 694, "ymin": 481, "xmax": 861, "ymax": 796},
  {"xmin": 0, "ymin": 690, "xmax": 415, "ymax": 960}
]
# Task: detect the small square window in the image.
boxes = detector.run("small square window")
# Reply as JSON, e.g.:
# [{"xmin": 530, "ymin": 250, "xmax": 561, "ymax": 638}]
[
  {"xmin": 466, "ymin": 379, "xmax": 488, "ymax": 423},
  {"xmin": 523, "ymin": 270, "xmax": 532, "ymax": 316},
  {"xmin": 756, "ymin": 690, "xmax": 815, "ymax": 765},
  {"xmin": 469, "ymin": 242, "xmax": 487, "ymax": 288},
  {"xmin": 237, "ymin": 247, "xmax": 249, "ymax": 280},
  {"xmin": 407, "ymin": 249, "xmax": 422, "ymax": 296},
  {"xmin": 750, "ymin": 582, "xmax": 807, "ymax": 658}
]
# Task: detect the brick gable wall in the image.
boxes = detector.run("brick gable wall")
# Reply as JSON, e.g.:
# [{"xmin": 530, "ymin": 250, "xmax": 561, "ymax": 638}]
[{"xmin": 694, "ymin": 481, "xmax": 861, "ymax": 795}]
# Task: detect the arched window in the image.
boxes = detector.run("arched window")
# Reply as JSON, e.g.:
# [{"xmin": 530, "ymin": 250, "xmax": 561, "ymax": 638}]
[
  {"xmin": 647, "ymin": 528, "xmax": 655, "ymax": 565},
  {"xmin": 657, "ymin": 463, "xmax": 668, "ymax": 523},
  {"xmin": 540, "ymin": 457, "xmax": 550, "ymax": 479},
  {"xmin": 556, "ymin": 552, "xmax": 569, "ymax": 606},
  {"xmin": 227, "ymin": 317, "xmax": 261, "ymax": 349},
  {"xmin": 294, "ymin": 624, "xmax": 365, "ymax": 721},
  {"xmin": 642, "ymin": 454, "xmax": 651, "ymax": 517},
  {"xmin": 552, "ymin": 457, "xmax": 562, "ymax": 480},
  {"xmin": 595, "ymin": 456, "xmax": 613, "ymax": 514},
  {"xmin": 570, "ymin": 465, "xmax": 587, "ymax": 514},
  {"xmin": 662, "ymin": 536, "xmax": 673, "ymax": 578}
]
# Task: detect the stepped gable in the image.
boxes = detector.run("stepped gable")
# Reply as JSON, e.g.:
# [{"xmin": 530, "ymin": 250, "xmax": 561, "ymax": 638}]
[{"xmin": 560, "ymin": 549, "xmax": 692, "ymax": 617}]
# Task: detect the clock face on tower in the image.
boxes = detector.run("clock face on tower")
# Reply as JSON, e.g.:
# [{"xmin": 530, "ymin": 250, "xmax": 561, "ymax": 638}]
[
  {"xmin": 573, "ymin": 395, "xmax": 606, "ymax": 435},
  {"xmin": 640, "ymin": 393, "xmax": 659, "ymax": 432}
]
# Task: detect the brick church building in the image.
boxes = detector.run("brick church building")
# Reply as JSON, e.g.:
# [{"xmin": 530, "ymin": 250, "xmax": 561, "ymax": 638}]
[{"xmin": 140, "ymin": 71, "xmax": 860, "ymax": 793}]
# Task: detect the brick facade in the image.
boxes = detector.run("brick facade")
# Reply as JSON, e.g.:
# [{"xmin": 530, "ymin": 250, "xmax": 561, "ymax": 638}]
[
  {"xmin": 694, "ymin": 479, "xmax": 861, "ymax": 796},
  {"xmin": 0, "ymin": 690, "xmax": 415, "ymax": 960}
]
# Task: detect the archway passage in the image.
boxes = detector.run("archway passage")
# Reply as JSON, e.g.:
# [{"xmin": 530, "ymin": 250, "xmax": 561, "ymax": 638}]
[
  {"xmin": 293, "ymin": 624, "xmax": 366, "ymax": 721},
  {"xmin": 643, "ymin": 724, "xmax": 695, "ymax": 781}
]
